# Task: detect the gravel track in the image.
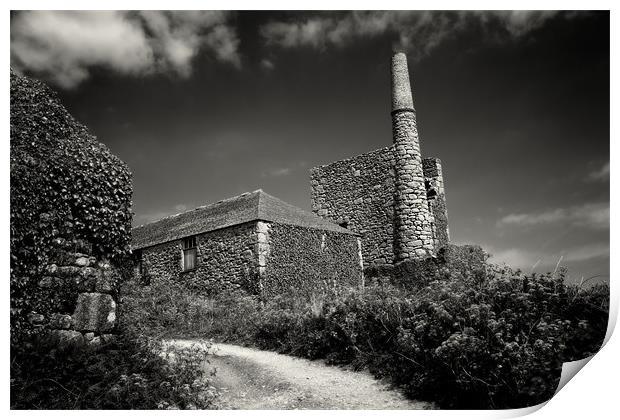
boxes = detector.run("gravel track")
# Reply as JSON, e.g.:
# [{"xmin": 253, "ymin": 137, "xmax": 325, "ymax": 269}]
[{"xmin": 169, "ymin": 340, "xmax": 433, "ymax": 410}]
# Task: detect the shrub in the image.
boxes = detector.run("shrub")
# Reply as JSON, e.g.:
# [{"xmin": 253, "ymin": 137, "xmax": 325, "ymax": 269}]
[
  {"xmin": 118, "ymin": 257, "xmax": 608, "ymax": 409},
  {"xmin": 10, "ymin": 333, "xmax": 217, "ymax": 409},
  {"xmin": 205, "ymin": 266, "xmax": 608, "ymax": 409},
  {"xmin": 563, "ymin": 283, "xmax": 609, "ymax": 360},
  {"xmin": 391, "ymin": 268, "xmax": 571, "ymax": 408},
  {"xmin": 120, "ymin": 277, "xmax": 260, "ymax": 341}
]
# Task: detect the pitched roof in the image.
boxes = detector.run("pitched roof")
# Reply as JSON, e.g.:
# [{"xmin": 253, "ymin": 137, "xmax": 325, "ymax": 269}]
[{"xmin": 132, "ymin": 189, "xmax": 356, "ymax": 249}]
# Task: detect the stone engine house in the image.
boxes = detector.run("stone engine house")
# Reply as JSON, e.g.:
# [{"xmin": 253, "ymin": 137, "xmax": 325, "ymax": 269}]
[
  {"xmin": 311, "ymin": 52, "xmax": 449, "ymax": 266},
  {"xmin": 132, "ymin": 53, "xmax": 450, "ymax": 295}
]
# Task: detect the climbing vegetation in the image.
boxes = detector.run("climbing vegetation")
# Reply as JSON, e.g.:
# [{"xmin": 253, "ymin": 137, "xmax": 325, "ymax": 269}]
[{"xmin": 10, "ymin": 70, "xmax": 133, "ymax": 340}]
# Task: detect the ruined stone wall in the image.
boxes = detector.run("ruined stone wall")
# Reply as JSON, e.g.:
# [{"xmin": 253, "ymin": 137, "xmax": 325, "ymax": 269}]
[
  {"xmin": 140, "ymin": 222, "xmax": 260, "ymax": 295},
  {"xmin": 10, "ymin": 71, "xmax": 132, "ymax": 345},
  {"xmin": 262, "ymin": 223, "xmax": 363, "ymax": 298},
  {"xmin": 29, "ymin": 239, "xmax": 120, "ymax": 348},
  {"xmin": 423, "ymin": 157, "xmax": 450, "ymax": 250},
  {"xmin": 310, "ymin": 147, "xmax": 396, "ymax": 265}
]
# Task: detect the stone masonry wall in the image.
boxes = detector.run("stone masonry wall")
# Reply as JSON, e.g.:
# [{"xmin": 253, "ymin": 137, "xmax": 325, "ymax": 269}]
[
  {"xmin": 423, "ymin": 157, "xmax": 450, "ymax": 250},
  {"xmin": 140, "ymin": 222, "xmax": 260, "ymax": 295},
  {"xmin": 310, "ymin": 147, "xmax": 395, "ymax": 265},
  {"xmin": 262, "ymin": 222, "xmax": 363, "ymax": 299},
  {"xmin": 310, "ymin": 148, "xmax": 450, "ymax": 266},
  {"xmin": 390, "ymin": 53, "xmax": 435, "ymax": 261},
  {"xmin": 29, "ymin": 239, "xmax": 120, "ymax": 349}
]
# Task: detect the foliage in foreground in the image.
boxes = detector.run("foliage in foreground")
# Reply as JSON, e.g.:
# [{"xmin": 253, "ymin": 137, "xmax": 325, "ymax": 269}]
[
  {"xmin": 10, "ymin": 333, "xmax": 216, "ymax": 409},
  {"xmin": 122, "ymin": 266, "xmax": 608, "ymax": 409},
  {"xmin": 10, "ymin": 70, "xmax": 133, "ymax": 342}
]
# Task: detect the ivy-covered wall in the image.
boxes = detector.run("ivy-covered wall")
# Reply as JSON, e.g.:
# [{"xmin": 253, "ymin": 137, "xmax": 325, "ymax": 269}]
[
  {"xmin": 10, "ymin": 70, "xmax": 132, "ymax": 341},
  {"xmin": 140, "ymin": 222, "xmax": 259, "ymax": 295},
  {"xmin": 262, "ymin": 223, "xmax": 363, "ymax": 299}
]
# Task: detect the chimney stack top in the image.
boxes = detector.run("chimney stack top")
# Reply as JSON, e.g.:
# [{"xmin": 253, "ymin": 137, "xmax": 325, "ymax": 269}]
[{"xmin": 391, "ymin": 53, "xmax": 415, "ymax": 112}]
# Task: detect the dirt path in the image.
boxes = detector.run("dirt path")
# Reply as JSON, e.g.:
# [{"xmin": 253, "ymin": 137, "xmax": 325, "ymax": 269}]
[{"xmin": 169, "ymin": 340, "xmax": 432, "ymax": 410}]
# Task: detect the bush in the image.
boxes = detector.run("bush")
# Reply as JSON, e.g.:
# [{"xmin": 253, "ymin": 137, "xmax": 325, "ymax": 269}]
[
  {"xmin": 120, "ymin": 277, "xmax": 260, "ymax": 341},
  {"xmin": 117, "ymin": 259, "xmax": 608, "ymax": 409},
  {"xmin": 10, "ymin": 333, "xmax": 217, "ymax": 409},
  {"xmin": 203, "ymin": 266, "xmax": 608, "ymax": 409}
]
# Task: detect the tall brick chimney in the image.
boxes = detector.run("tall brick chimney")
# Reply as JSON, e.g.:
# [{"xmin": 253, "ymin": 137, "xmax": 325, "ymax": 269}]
[{"xmin": 390, "ymin": 52, "xmax": 435, "ymax": 262}]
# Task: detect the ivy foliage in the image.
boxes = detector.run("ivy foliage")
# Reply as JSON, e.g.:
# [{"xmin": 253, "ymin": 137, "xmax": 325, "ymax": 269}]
[
  {"xmin": 264, "ymin": 223, "xmax": 363, "ymax": 298},
  {"xmin": 10, "ymin": 70, "xmax": 133, "ymax": 339}
]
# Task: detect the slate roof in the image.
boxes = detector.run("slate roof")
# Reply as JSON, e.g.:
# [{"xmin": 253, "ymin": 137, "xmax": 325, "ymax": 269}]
[{"xmin": 132, "ymin": 189, "xmax": 356, "ymax": 250}]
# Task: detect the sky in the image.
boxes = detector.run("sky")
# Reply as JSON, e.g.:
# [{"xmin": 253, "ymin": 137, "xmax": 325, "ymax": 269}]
[{"xmin": 10, "ymin": 11, "xmax": 610, "ymax": 284}]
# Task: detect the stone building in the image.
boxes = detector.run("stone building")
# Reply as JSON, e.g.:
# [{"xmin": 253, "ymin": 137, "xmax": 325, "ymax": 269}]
[
  {"xmin": 132, "ymin": 190, "xmax": 363, "ymax": 297},
  {"xmin": 310, "ymin": 52, "xmax": 450, "ymax": 267},
  {"xmin": 132, "ymin": 52, "xmax": 451, "ymax": 295}
]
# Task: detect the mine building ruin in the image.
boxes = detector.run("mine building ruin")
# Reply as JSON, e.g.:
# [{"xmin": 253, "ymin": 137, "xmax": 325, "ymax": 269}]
[{"xmin": 132, "ymin": 52, "xmax": 450, "ymax": 295}]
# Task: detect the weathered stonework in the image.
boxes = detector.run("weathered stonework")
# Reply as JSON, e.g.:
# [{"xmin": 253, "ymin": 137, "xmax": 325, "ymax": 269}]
[
  {"xmin": 29, "ymin": 244, "xmax": 121, "ymax": 348},
  {"xmin": 134, "ymin": 190, "xmax": 363, "ymax": 298},
  {"xmin": 390, "ymin": 52, "xmax": 435, "ymax": 261},
  {"xmin": 257, "ymin": 221, "xmax": 271, "ymax": 280},
  {"xmin": 138, "ymin": 219, "xmax": 363, "ymax": 298},
  {"xmin": 72, "ymin": 292, "xmax": 116, "ymax": 332},
  {"xmin": 423, "ymin": 157, "xmax": 450, "ymax": 250},
  {"xmin": 140, "ymin": 222, "xmax": 259, "ymax": 294},
  {"xmin": 310, "ymin": 52, "xmax": 449, "ymax": 268},
  {"xmin": 310, "ymin": 147, "xmax": 395, "ymax": 266}
]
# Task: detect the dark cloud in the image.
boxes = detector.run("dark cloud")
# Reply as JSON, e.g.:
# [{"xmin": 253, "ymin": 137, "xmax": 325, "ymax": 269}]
[{"xmin": 259, "ymin": 11, "xmax": 570, "ymax": 58}]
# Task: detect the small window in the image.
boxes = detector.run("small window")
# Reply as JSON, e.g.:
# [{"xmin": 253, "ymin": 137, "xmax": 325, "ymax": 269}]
[{"xmin": 182, "ymin": 236, "xmax": 197, "ymax": 271}]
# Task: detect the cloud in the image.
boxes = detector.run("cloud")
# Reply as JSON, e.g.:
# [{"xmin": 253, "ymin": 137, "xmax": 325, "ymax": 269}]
[
  {"xmin": 588, "ymin": 162, "xmax": 610, "ymax": 182},
  {"xmin": 498, "ymin": 202, "xmax": 609, "ymax": 230},
  {"xmin": 260, "ymin": 11, "xmax": 568, "ymax": 59},
  {"xmin": 488, "ymin": 242, "xmax": 609, "ymax": 270},
  {"xmin": 262, "ymin": 167, "xmax": 291, "ymax": 177},
  {"xmin": 11, "ymin": 11, "xmax": 240, "ymax": 88},
  {"xmin": 260, "ymin": 58, "xmax": 275, "ymax": 71},
  {"xmin": 563, "ymin": 242, "xmax": 610, "ymax": 262}
]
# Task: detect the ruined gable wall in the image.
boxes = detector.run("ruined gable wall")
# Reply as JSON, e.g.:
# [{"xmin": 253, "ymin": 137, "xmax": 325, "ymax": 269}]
[
  {"xmin": 140, "ymin": 222, "xmax": 260, "ymax": 295},
  {"xmin": 262, "ymin": 222, "xmax": 363, "ymax": 298},
  {"xmin": 310, "ymin": 147, "xmax": 396, "ymax": 265}
]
